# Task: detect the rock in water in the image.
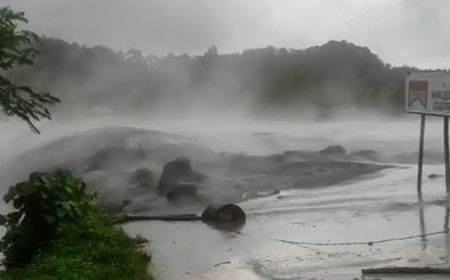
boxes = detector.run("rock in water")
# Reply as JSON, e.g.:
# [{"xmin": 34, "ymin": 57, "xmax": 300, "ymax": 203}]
[
  {"xmin": 202, "ymin": 204, "xmax": 246, "ymax": 227},
  {"xmin": 166, "ymin": 183, "xmax": 199, "ymax": 203},
  {"xmin": 319, "ymin": 145, "xmax": 346, "ymax": 155},
  {"xmin": 158, "ymin": 158, "xmax": 206, "ymax": 196},
  {"xmin": 428, "ymin": 173, "xmax": 444, "ymax": 179},
  {"xmin": 129, "ymin": 168, "xmax": 156, "ymax": 189}
]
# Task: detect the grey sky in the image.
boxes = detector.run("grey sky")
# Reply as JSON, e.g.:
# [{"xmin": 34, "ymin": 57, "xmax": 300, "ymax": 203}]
[{"xmin": 3, "ymin": 0, "xmax": 450, "ymax": 68}]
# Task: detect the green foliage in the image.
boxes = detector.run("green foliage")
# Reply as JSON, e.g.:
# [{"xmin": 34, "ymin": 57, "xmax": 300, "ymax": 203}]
[
  {"xmin": 0, "ymin": 170, "xmax": 94, "ymax": 268},
  {"xmin": 1, "ymin": 206, "xmax": 153, "ymax": 280},
  {"xmin": 0, "ymin": 6, "xmax": 60, "ymax": 133},
  {"xmin": 0, "ymin": 170, "xmax": 153, "ymax": 279}
]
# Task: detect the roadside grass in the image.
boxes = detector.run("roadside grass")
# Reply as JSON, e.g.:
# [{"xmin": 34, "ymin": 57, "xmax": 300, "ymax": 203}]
[{"xmin": 1, "ymin": 207, "xmax": 153, "ymax": 280}]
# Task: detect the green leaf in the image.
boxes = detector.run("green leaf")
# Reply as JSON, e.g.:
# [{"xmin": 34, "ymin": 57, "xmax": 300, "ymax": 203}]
[
  {"xmin": 56, "ymin": 207, "xmax": 66, "ymax": 219},
  {"xmin": 61, "ymin": 201, "xmax": 71, "ymax": 211},
  {"xmin": 12, "ymin": 198, "xmax": 23, "ymax": 209},
  {"xmin": 0, "ymin": 214, "xmax": 8, "ymax": 225},
  {"xmin": 17, "ymin": 86, "xmax": 34, "ymax": 94},
  {"xmin": 65, "ymin": 186, "xmax": 73, "ymax": 194},
  {"xmin": 74, "ymin": 207, "xmax": 82, "ymax": 218},
  {"xmin": 40, "ymin": 191, "xmax": 48, "ymax": 199},
  {"xmin": 44, "ymin": 213, "xmax": 57, "ymax": 224},
  {"xmin": 3, "ymin": 186, "xmax": 17, "ymax": 203}
]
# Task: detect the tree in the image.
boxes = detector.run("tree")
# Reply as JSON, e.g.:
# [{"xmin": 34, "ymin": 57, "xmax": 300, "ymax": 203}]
[
  {"xmin": 0, "ymin": 6, "xmax": 59, "ymax": 133},
  {"xmin": 205, "ymin": 45, "xmax": 218, "ymax": 57}
]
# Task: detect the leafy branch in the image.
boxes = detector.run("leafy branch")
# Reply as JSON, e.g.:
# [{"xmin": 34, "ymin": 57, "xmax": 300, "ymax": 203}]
[{"xmin": 0, "ymin": 6, "xmax": 60, "ymax": 133}]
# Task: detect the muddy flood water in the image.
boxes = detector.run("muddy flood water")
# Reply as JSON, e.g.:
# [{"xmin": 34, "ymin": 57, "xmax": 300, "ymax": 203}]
[
  {"xmin": 1, "ymin": 117, "xmax": 450, "ymax": 280},
  {"xmin": 124, "ymin": 165, "xmax": 450, "ymax": 280}
]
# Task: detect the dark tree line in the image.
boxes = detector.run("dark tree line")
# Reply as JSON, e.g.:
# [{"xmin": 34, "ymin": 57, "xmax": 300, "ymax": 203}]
[{"xmin": 8, "ymin": 37, "xmax": 443, "ymax": 119}]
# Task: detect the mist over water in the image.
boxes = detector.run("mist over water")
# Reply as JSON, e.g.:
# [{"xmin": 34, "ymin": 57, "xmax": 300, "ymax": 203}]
[{"xmin": 0, "ymin": 113, "xmax": 445, "ymax": 207}]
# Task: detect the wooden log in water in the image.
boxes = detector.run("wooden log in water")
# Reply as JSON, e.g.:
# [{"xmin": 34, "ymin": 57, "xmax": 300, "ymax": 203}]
[
  {"xmin": 116, "ymin": 203, "xmax": 246, "ymax": 226},
  {"xmin": 362, "ymin": 267, "xmax": 450, "ymax": 275},
  {"xmin": 118, "ymin": 213, "xmax": 201, "ymax": 223}
]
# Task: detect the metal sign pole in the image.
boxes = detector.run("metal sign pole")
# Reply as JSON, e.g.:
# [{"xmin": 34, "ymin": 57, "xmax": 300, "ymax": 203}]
[
  {"xmin": 445, "ymin": 116, "xmax": 450, "ymax": 260},
  {"xmin": 417, "ymin": 114, "xmax": 426, "ymax": 200},
  {"xmin": 445, "ymin": 205, "xmax": 450, "ymax": 261},
  {"xmin": 444, "ymin": 116, "xmax": 450, "ymax": 194},
  {"xmin": 417, "ymin": 114, "xmax": 427, "ymax": 249}
]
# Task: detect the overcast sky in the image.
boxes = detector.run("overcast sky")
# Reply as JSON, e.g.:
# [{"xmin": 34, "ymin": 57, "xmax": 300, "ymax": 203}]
[{"xmin": 3, "ymin": 0, "xmax": 450, "ymax": 68}]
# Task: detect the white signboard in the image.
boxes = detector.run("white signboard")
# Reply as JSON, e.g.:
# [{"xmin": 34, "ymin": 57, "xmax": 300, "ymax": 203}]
[{"xmin": 406, "ymin": 72, "xmax": 450, "ymax": 116}]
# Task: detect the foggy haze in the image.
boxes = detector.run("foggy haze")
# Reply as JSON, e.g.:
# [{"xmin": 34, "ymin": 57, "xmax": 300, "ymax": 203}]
[{"xmin": 3, "ymin": 0, "xmax": 450, "ymax": 69}]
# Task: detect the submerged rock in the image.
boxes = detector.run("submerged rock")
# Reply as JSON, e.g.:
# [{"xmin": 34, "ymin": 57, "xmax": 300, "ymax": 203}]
[
  {"xmin": 428, "ymin": 173, "xmax": 444, "ymax": 179},
  {"xmin": 319, "ymin": 145, "xmax": 346, "ymax": 155},
  {"xmin": 158, "ymin": 158, "xmax": 206, "ymax": 196},
  {"xmin": 166, "ymin": 183, "xmax": 199, "ymax": 203},
  {"xmin": 129, "ymin": 168, "xmax": 156, "ymax": 189}
]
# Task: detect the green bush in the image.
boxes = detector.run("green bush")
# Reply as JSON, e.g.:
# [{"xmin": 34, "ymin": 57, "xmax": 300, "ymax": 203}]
[
  {"xmin": 0, "ymin": 170, "xmax": 94, "ymax": 267},
  {"xmin": 0, "ymin": 170, "xmax": 153, "ymax": 279},
  {"xmin": 1, "ymin": 207, "xmax": 152, "ymax": 280}
]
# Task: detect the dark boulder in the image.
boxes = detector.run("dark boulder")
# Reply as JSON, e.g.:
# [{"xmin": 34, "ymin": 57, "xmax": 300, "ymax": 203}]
[
  {"xmin": 319, "ymin": 145, "xmax": 346, "ymax": 155},
  {"xmin": 428, "ymin": 173, "xmax": 444, "ymax": 179},
  {"xmin": 158, "ymin": 158, "xmax": 206, "ymax": 196},
  {"xmin": 166, "ymin": 183, "xmax": 199, "ymax": 203},
  {"xmin": 122, "ymin": 199, "xmax": 132, "ymax": 207},
  {"xmin": 201, "ymin": 204, "xmax": 246, "ymax": 226},
  {"xmin": 129, "ymin": 168, "xmax": 156, "ymax": 189}
]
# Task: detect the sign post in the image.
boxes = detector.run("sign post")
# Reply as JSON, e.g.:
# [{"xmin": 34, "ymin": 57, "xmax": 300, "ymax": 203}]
[
  {"xmin": 406, "ymin": 72, "xmax": 450, "ymax": 196},
  {"xmin": 417, "ymin": 114, "xmax": 425, "ymax": 200},
  {"xmin": 445, "ymin": 117, "xmax": 450, "ymax": 194}
]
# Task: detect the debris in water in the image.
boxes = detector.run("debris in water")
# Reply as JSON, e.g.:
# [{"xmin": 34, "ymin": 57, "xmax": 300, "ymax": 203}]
[
  {"xmin": 428, "ymin": 173, "xmax": 444, "ymax": 179},
  {"xmin": 214, "ymin": 261, "xmax": 231, "ymax": 268}
]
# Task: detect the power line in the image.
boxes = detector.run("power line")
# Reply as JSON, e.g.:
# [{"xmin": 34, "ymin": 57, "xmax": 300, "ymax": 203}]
[{"xmin": 233, "ymin": 229, "xmax": 449, "ymax": 247}]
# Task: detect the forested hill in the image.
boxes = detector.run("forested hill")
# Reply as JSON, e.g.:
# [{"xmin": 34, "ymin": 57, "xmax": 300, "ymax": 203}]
[{"xmin": 8, "ymin": 38, "xmax": 436, "ymax": 119}]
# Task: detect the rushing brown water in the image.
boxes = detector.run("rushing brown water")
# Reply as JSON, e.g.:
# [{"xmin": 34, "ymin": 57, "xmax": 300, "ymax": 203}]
[{"xmin": 1, "ymin": 117, "xmax": 450, "ymax": 279}]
